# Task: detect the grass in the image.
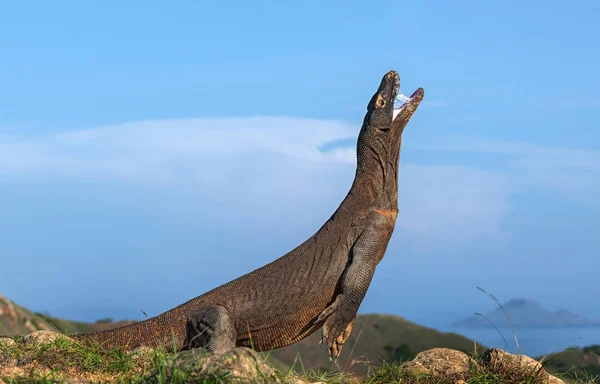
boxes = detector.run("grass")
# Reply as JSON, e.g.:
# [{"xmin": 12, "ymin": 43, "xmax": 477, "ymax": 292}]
[
  {"xmin": 1, "ymin": 334, "xmax": 153, "ymax": 383},
  {"xmin": 2, "ymin": 290, "xmax": 599, "ymax": 383},
  {"xmin": 347, "ymin": 350, "xmax": 598, "ymax": 384},
  {"xmin": 1, "ymin": 333, "xmax": 599, "ymax": 383},
  {"xmin": 269, "ymin": 313, "xmax": 479, "ymax": 375},
  {"xmin": 539, "ymin": 345, "xmax": 600, "ymax": 383}
]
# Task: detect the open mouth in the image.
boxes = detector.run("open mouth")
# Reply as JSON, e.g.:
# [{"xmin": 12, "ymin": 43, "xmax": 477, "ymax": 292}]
[{"xmin": 392, "ymin": 89, "xmax": 421, "ymax": 120}]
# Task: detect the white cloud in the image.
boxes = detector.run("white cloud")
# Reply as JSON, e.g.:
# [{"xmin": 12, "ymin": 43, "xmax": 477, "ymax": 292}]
[
  {"xmin": 417, "ymin": 137, "xmax": 600, "ymax": 195},
  {"xmin": 396, "ymin": 165, "xmax": 513, "ymax": 248},
  {"xmin": 434, "ymin": 139, "xmax": 600, "ymax": 171},
  {"xmin": 0, "ymin": 117, "xmax": 517, "ymax": 249},
  {"xmin": 0, "ymin": 117, "xmax": 358, "ymax": 181}
]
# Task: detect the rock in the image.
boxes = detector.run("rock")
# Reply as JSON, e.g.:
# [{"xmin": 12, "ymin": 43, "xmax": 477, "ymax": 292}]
[
  {"xmin": 0, "ymin": 366, "xmax": 25, "ymax": 380},
  {"xmin": 127, "ymin": 346, "xmax": 156, "ymax": 373},
  {"xmin": 402, "ymin": 348, "xmax": 477, "ymax": 381},
  {"xmin": 128, "ymin": 346, "xmax": 155, "ymax": 360},
  {"xmin": 0, "ymin": 338, "xmax": 17, "ymax": 369},
  {"xmin": 401, "ymin": 348, "xmax": 565, "ymax": 384},
  {"xmin": 484, "ymin": 348, "xmax": 544, "ymax": 374},
  {"xmin": 0, "ymin": 351, "xmax": 9, "ymax": 368},
  {"xmin": 22, "ymin": 331, "xmax": 59, "ymax": 346},
  {"xmin": 482, "ymin": 348, "xmax": 564, "ymax": 384},
  {"xmin": 160, "ymin": 347, "xmax": 281, "ymax": 383},
  {"xmin": 0, "ymin": 337, "xmax": 20, "ymax": 374},
  {"xmin": 284, "ymin": 378, "xmax": 324, "ymax": 384},
  {"xmin": 545, "ymin": 375, "xmax": 566, "ymax": 384},
  {"xmin": 0, "ymin": 338, "xmax": 15, "ymax": 347},
  {"xmin": 197, "ymin": 347, "xmax": 279, "ymax": 383}
]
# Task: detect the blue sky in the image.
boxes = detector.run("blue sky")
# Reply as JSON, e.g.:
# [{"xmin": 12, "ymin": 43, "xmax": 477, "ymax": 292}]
[{"xmin": 1, "ymin": 1, "xmax": 599, "ymax": 327}]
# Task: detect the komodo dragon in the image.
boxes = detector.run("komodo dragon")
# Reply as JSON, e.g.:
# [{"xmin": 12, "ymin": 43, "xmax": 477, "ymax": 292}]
[{"xmin": 72, "ymin": 70, "xmax": 424, "ymax": 361}]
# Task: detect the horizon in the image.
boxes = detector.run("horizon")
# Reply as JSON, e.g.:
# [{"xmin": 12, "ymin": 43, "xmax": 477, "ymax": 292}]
[
  {"xmin": 6, "ymin": 293, "xmax": 600, "ymax": 327},
  {"xmin": 1, "ymin": 1, "xmax": 599, "ymax": 328}
]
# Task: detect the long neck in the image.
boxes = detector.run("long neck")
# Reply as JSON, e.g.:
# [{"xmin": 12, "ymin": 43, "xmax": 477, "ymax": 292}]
[{"xmin": 346, "ymin": 135, "xmax": 402, "ymax": 211}]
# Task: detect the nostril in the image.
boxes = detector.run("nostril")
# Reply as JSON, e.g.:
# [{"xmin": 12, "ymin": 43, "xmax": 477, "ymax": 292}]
[{"xmin": 379, "ymin": 128, "xmax": 390, "ymax": 133}]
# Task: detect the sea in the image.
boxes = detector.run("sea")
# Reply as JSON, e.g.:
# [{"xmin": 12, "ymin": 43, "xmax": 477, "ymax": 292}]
[{"xmin": 443, "ymin": 326, "xmax": 600, "ymax": 356}]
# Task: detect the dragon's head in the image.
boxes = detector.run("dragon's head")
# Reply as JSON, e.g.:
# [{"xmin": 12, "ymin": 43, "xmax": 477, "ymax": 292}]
[{"xmin": 355, "ymin": 70, "xmax": 424, "ymax": 197}]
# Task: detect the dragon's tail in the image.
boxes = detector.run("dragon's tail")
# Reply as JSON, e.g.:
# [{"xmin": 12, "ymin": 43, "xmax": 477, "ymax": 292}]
[{"xmin": 71, "ymin": 312, "xmax": 188, "ymax": 352}]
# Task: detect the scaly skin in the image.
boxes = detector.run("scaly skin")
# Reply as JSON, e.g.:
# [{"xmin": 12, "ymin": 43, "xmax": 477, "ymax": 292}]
[{"xmin": 73, "ymin": 70, "xmax": 424, "ymax": 361}]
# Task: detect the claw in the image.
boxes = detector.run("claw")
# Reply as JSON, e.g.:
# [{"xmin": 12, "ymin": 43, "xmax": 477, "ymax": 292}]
[
  {"xmin": 328, "ymin": 346, "xmax": 338, "ymax": 363},
  {"xmin": 317, "ymin": 298, "xmax": 356, "ymax": 362}
]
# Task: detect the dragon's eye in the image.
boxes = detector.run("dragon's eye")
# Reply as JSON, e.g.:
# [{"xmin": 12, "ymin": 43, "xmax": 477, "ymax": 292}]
[{"xmin": 376, "ymin": 94, "xmax": 386, "ymax": 108}]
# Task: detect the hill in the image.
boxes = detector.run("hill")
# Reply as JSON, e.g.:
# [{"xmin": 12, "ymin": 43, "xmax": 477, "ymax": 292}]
[
  {"xmin": 3, "ymin": 294, "xmax": 599, "ymax": 380},
  {"xmin": 540, "ymin": 345, "xmax": 600, "ymax": 382},
  {"xmin": 1, "ymin": 294, "xmax": 477, "ymax": 374},
  {"xmin": 453, "ymin": 299, "xmax": 600, "ymax": 328},
  {"xmin": 271, "ymin": 313, "xmax": 479, "ymax": 374},
  {"xmin": 0, "ymin": 294, "xmax": 133, "ymax": 336}
]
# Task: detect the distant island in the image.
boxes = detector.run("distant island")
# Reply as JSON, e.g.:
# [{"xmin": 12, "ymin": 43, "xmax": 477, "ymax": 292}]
[{"xmin": 453, "ymin": 299, "xmax": 600, "ymax": 328}]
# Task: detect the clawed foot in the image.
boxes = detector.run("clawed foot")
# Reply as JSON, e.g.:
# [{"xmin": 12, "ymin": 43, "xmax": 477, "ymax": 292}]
[
  {"xmin": 323, "ymin": 319, "xmax": 354, "ymax": 362},
  {"xmin": 315, "ymin": 295, "xmax": 357, "ymax": 362}
]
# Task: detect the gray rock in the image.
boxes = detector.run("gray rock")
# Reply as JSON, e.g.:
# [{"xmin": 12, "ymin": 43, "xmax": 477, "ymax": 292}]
[
  {"xmin": 0, "ymin": 351, "xmax": 9, "ymax": 368},
  {"xmin": 0, "ymin": 354, "xmax": 17, "ymax": 370},
  {"xmin": 402, "ymin": 348, "xmax": 477, "ymax": 381},
  {"xmin": 484, "ymin": 348, "xmax": 544, "ymax": 374},
  {"xmin": 545, "ymin": 374, "xmax": 567, "ymax": 384},
  {"xmin": 128, "ymin": 346, "xmax": 155, "ymax": 360},
  {"xmin": 0, "ymin": 338, "xmax": 15, "ymax": 347},
  {"xmin": 0, "ymin": 338, "xmax": 16, "ymax": 369},
  {"xmin": 401, "ymin": 347, "xmax": 565, "ymax": 384},
  {"xmin": 196, "ymin": 347, "xmax": 279, "ymax": 383},
  {"xmin": 482, "ymin": 348, "xmax": 564, "ymax": 384},
  {"xmin": 23, "ymin": 331, "xmax": 59, "ymax": 346},
  {"xmin": 156, "ymin": 347, "xmax": 281, "ymax": 383}
]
